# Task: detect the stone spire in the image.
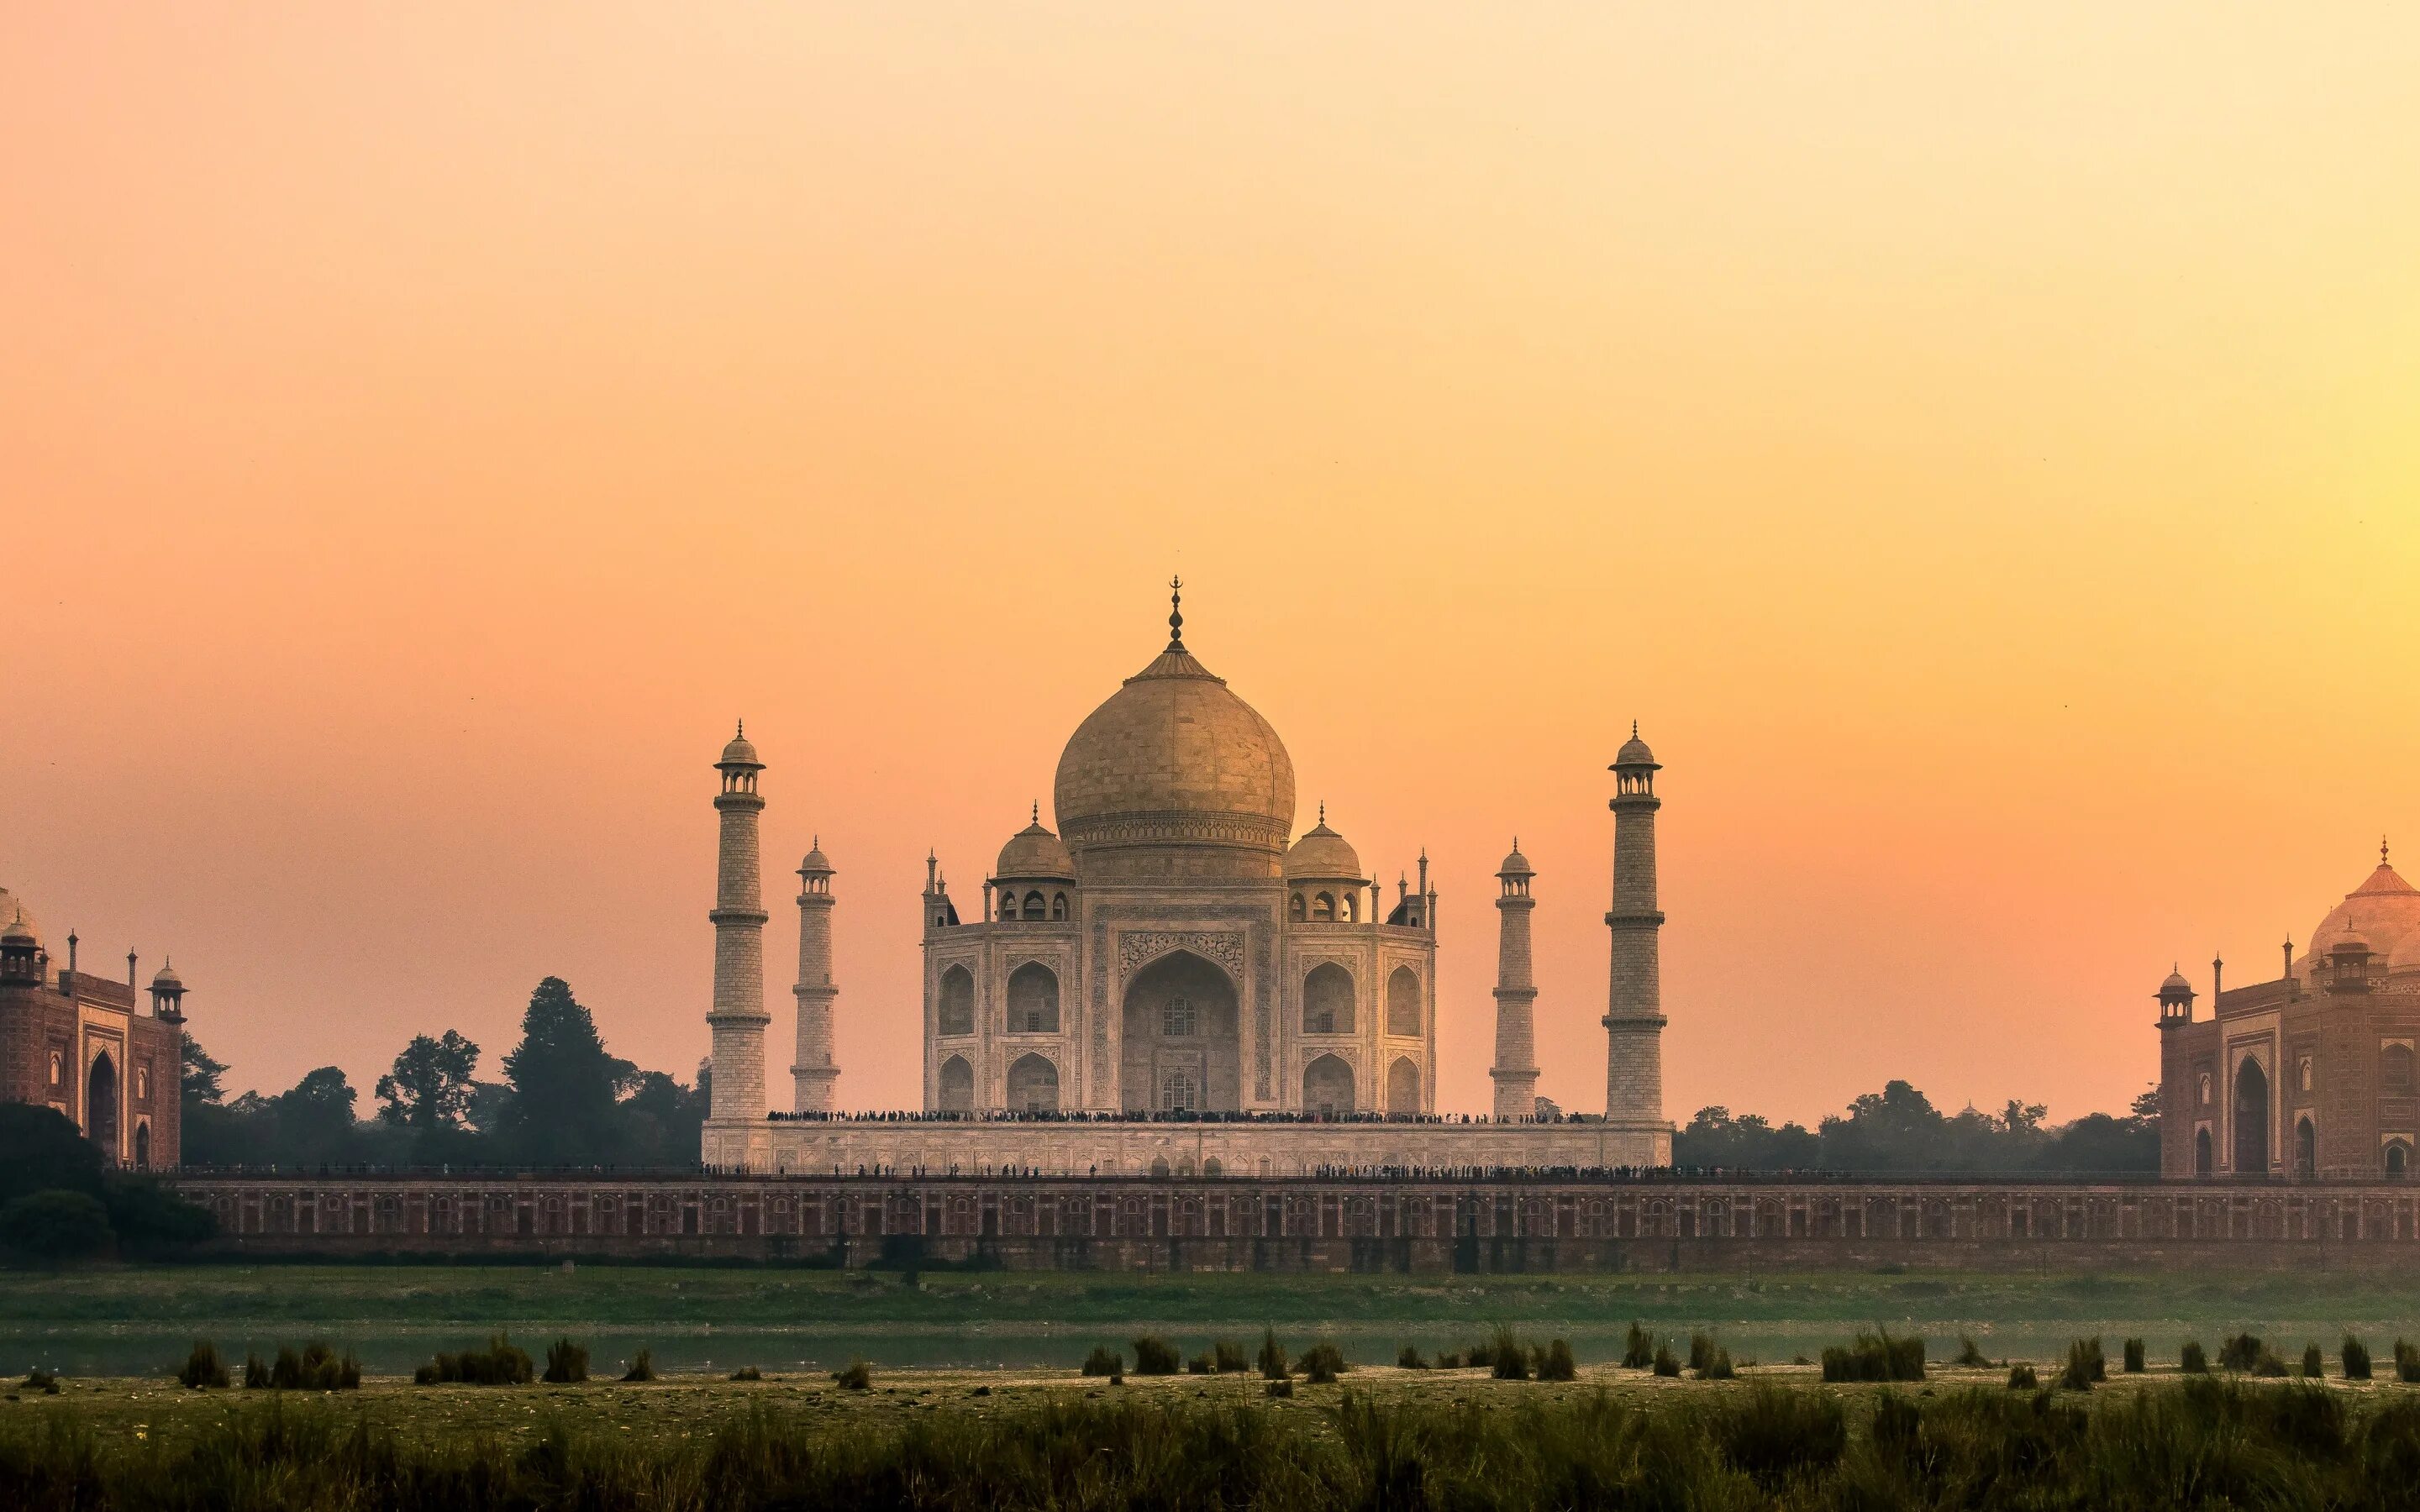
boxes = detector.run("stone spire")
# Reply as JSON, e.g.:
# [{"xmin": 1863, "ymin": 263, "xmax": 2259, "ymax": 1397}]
[
  {"xmin": 706, "ymin": 723, "xmax": 771, "ymax": 1125},
  {"xmin": 1602, "ymin": 725, "xmax": 1670, "ymax": 1151},
  {"xmin": 791, "ymin": 838, "xmax": 839, "ymax": 1112},
  {"xmin": 1489, "ymin": 840, "xmax": 1540, "ymax": 1121}
]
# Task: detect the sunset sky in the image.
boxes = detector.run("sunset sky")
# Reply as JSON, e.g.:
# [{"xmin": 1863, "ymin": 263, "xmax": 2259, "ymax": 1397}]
[{"xmin": 5, "ymin": 5, "xmax": 2417, "ymax": 1128}]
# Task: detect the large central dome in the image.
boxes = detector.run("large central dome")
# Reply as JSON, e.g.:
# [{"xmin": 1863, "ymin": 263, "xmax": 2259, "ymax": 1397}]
[{"xmin": 1053, "ymin": 630, "xmax": 1296, "ymax": 876}]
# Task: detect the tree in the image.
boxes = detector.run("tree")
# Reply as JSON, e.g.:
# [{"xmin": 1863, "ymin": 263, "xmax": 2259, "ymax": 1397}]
[
  {"xmin": 271, "ymin": 1067, "xmax": 362, "ymax": 1163},
  {"xmin": 1676, "ymin": 1105, "xmax": 1820, "ymax": 1169},
  {"xmin": 494, "ymin": 978, "xmax": 636, "ymax": 1165},
  {"xmin": 182, "ymin": 1037, "xmax": 229, "ymax": 1106},
  {"xmin": 1818, "ymin": 1080, "xmax": 1948, "ymax": 1172},
  {"xmin": 621, "ymin": 1069, "xmax": 710, "ymax": 1166},
  {"xmin": 376, "ymin": 1031, "xmax": 481, "ymax": 1131},
  {"xmin": 0, "ymin": 1189, "xmax": 113, "ymax": 1262},
  {"xmin": 0, "ymin": 1104, "xmax": 106, "ymax": 1205}
]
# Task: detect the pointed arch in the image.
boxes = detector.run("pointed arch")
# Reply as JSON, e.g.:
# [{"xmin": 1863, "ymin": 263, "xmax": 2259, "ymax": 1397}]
[
  {"xmin": 1007, "ymin": 962, "xmax": 1060, "ymax": 1034},
  {"xmin": 1303, "ymin": 1053, "xmax": 1355, "ymax": 1116},
  {"xmin": 2233, "ymin": 1057, "xmax": 2270, "ymax": 1174},
  {"xmin": 1006, "ymin": 1053, "xmax": 1059, "ymax": 1113},
  {"xmin": 1386, "ymin": 1055, "xmax": 1420, "ymax": 1114},
  {"xmin": 86, "ymin": 1050, "xmax": 119, "ymax": 1163},
  {"xmin": 1302, "ymin": 963, "xmax": 1355, "ymax": 1035},
  {"xmin": 937, "ymin": 1055, "xmax": 975, "ymax": 1114},
  {"xmin": 1386, "ymin": 966, "xmax": 1422, "ymax": 1037},
  {"xmin": 938, "ymin": 964, "xmax": 976, "ymax": 1037}
]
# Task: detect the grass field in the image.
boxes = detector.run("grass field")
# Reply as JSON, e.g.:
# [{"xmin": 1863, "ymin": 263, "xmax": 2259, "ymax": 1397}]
[
  {"xmin": 10, "ymin": 1360, "xmax": 2420, "ymax": 1509},
  {"xmin": 7, "ymin": 1263, "xmax": 2417, "ymax": 1379},
  {"xmin": 7, "ymin": 1261, "xmax": 2415, "ymax": 1382}
]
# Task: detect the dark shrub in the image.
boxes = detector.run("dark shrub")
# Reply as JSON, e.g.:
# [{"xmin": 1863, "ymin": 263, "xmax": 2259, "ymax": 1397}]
[
  {"xmin": 1265, "ymin": 1378, "xmax": 1292, "ymax": 1398},
  {"xmin": 1622, "ymin": 1320, "xmax": 1655, "ymax": 1370},
  {"xmin": 1212, "ymin": 1340, "xmax": 1247, "ymax": 1373},
  {"xmin": 1954, "ymin": 1335, "xmax": 1991, "ymax": 1368},
  {"xmin": 2302, "ymin": 1343, "xmax": 2326, "ymax": 1379},
  {"xmin": 2396, "ymin": 1339, "xmax": 2420, "ymax": 1384},
  {"xmin": 1081, "ymin": 1346, "xmax": 1122, "ymax": 1378},
  {"xmin": 619, "ymin": 1349, "xmax": 655, "ymax": 1383},
  {"xmin": 2123, "ymin": 1337, "xmax": 2146, "ymax": 1373},
  {"xmin": 1821, "ymin": 1330, "xmax": 1924, "ymax": 1383},
  {"xmin": 272, "ymin": 1341, "xmax": 360, "ymax": 1390},
  {"xmin": 0, "ymin": 1189, "xmax": 113, "ymax": 1262},
  {"xmin": 1258, "ymin": 1330, "xmax": 1289, "ymax": 1381},
  {"xmin": 729, "ymin": 1366, "xmax": 761, "ymax": 1382},
  {"xmin": 1688, "ymin": 1331, "xmax": 1717, "ymax": 1373},
  {"xmin": 2181, "ymin": 1340, "xmax": 2208, "ymax": 1373},
  {"xmin": 2253, "ymin": 1349, "xmax": 2290, "ymax": 1378},
  {"xmin": 24, "ymin": 1368, "xmax": 60, "ymax": 1395},
  {"xmin": 1715, "ymin": 1383, "xmax": 1848, "ymax": 1490},
  {"xmin": 1302, "ymin": 1342, "xmax": 1346, "ymax": 1384},
  {"xmin": 2009, "ymin": 1362, "xmax": 2039, "ymax": 1389},
  {"xmin": 1465, "ymin": 1339, "xmax": 1496, "ymax": 1371},
  {"xmin": 2345, "ymin": 1336, "xmax": 2373, "ymax": 1381},
  {"xmin": 1187, "ymin": 1352, "xmax": 1213, "ymax": 1374},
  {"xmin": 178, "ymin": 1341, "xmax": 229, "ymax": 1390},
  {"xmin": 2058, "ymin": 1339, "xmax": 2101, "ymax": 1392},
  {"xmin": 242, "ymin": 1353, "xmax": 269, "ymax": 1389},
  {"xmin": 1131, "ymin": 1336, "xmax": 1181, "ymax": 1376},
  {"xmin": 1396, "ymin": 1344, "xmax": 1425, "ymax": 1370},
  {"xmin": 1653, "ymin": 1343, "xmax": 1681, "ymax": 1378},
  {"xmin": 1536, "ymin": 1339, "xmax": 1577, "ymax": 1382},
  {"xmin": 543, "ymin": 1338, "xmax": 589, "ymax": 1384},
  {"xmin": 414, "ymin": 1335, "xmax": 530, "ymax": 1387},
  {"xmin": 1434, "ymin": 1352, "xmax": 1463, "ymax": 1370},
  {"xmin": 833, "ymin": 1358, "xmax": 871, "ymax": 1390},
  {"xmin": 1490, "ymin": 1327, "xmax": 1528, "ymax": 1382},
  {"xmin": 2219, "ymin": 1332, "xmax": 2265, "ymax": 1372},
  {"xmin": 1701, "ymin": 1347, "xmax": 1736, "ymax": 1381}
]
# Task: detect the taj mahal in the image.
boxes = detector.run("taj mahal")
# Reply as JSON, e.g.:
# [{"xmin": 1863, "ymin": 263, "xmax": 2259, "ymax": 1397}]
[{"xmin": 698, "ymin": 584, "xmax": 1676, "ymax": 1175}]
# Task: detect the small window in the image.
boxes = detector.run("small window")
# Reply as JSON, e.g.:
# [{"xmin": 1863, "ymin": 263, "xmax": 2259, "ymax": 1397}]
[
  {"xmin": 1289, "ymin": 893, "xmax": 1306, "ymax": 922},
  {"xmin": 1162, "ymin": 995, "xmax": 1197, "ymax": 1037},
  {"xmin": 2299, "ymin": 1057, "xmax": 2314, "ymax": 1094},
  {"xmin": 49, "ymin": 1051, "xmax": 61, "ymax": 1086},
  {"xmin": 2388, "ymin": 1046, "xmax": 2417, "ymax": 1095},
  {"xmin": 134, "ymin": 1067, "xmax": 150, "ymax": 1101},
  {"xmin": 999, "ymin": 895, "xmax": 1018, "ymax": 921},
  {"xmin": 1312, "ymin": 892, "xmax": 1336, "ymax": 921},
  {"xmin": 1159, "ymin": 1070, "xmax": 1197, "ymax": 1113},
  {"xmin": 1051, "ymin": 893, "xmax": 1069, "ymax": 921},
  {"xmin": 2198, "ymin": 1073, "xmax": 2212, "ymax": 1106},
  {"xmin": 1023, "ymin": 890, "xmax": 1045, "ymax": 919}
]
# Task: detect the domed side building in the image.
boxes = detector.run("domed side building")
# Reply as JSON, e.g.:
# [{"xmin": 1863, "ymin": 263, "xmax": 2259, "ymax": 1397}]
[
  {"xmin": 917, "ymin": 597, "xmax": 1440, "ymax": 1117},
  {"xmin": 2156, "ymin": 843, "xmax": 2420, "ymax": 1181},
  {"xmin": 0, "ymin": 884, "xmax": 189, "ymax": 1168}
]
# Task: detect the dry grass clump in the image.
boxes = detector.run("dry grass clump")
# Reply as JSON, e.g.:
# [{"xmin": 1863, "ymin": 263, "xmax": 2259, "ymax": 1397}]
[
  {"xmin": 543, "ymin": 1338, "xmax": 589, "ymax": 1384},
  {"xmin": 413, "ymin": 1336, "xmax": 526, "ymax": 1387},
  {"xmin": 1130, "ymin": 1335, "xmax": 1181, "ymax": 1376},
  {"xmin": 618, "ymin": 1349, "xmax": 655, "ymax": 1383},
  {"xmin": 177, "ymin": 1341, "xmax": 230, "ymax": 1389},
  {"xmin": 1821, "ymin": 1331, "xmax": 1924, "ymax": 1383}
]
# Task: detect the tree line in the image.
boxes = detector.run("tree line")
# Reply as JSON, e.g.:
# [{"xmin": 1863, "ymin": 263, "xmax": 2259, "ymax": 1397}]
[
  {"xmin": 1675, "ymin": 1079, "xmax": 2160, "ymax": 1173},
  {"xmin": 181, "ymin": 976, "xmax": 708, "ymax": 1168}
]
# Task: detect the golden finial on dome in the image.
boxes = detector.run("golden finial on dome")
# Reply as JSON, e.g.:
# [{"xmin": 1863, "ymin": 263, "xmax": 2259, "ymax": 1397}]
[{"xmin": 1165, "ymin": 575, "xmax": 1186, "ymax": 651}]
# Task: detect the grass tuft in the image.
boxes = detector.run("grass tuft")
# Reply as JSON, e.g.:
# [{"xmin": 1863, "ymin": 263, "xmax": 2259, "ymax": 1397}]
[{"xmin": 177, "ymin": 1341, "xmax": 230, "ymax": 1390}]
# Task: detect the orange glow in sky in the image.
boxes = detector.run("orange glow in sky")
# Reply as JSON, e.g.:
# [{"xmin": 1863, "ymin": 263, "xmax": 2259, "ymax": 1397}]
[{"xmin": 5, "ymin": 5, "xmax": 2417, "ymax": 1125}]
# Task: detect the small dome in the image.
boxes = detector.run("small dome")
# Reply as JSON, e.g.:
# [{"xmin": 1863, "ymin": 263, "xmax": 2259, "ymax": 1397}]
[
  {"xmin": 1285, "ymin": 815, "xmax": 1361, "ymax": 879},
  {"xmin": 1614, "ymin": 723, "xmax": 1656, "ymax": 768},
  {"xmin": 718, "ymin": 728, "xmax": 761, "ymax": 768},
  {"xmin": 2332, "ymin": 920, "xmax": 2372, "ymax": 954},
  {"xmin": 800, "ymin": 842, "xmax": 833, "ymax": 874},
  {"xmin": 1497, "ymin": 842, "xmax": 1534, "ymax": 877},
  {"xmin": 996, "ymin": 816, "xmax": 1076, "ymax": 881},
  {"xmin": 150, "ymin": 960, "xmax": 183, "ymax": 990},
  {"xmin": 2160, "ymin": 967, "xmax": 2192, "ymax": 994},
  {"xmin": 0, "ymin": 889, "xmax": 37, "ymax": 948},
  {"xmin": 3, "ymin": 908, "xmax": 36, "ymax": 948}
]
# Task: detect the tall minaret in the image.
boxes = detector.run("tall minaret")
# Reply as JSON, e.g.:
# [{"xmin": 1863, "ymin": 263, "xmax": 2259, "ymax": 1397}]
[
  {"xmin": 1602, "ymin": 724, "xmax": 1667, "ymax": 1137},
  {"xmin": 1489, "ymin": 840, "xmax": 1540, "ymax": 1121},
  {"xmin": 706, "ymin": 723, "xmax": 771, "ymax": 1123},
  {"xmin": 790, "ymin": 839, "xmax": 839, "ymax": 1112}
]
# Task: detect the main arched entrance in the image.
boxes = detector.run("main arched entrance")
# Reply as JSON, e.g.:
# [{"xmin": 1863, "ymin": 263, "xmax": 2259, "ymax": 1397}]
[
  {"xmin": 1303, "ymin": 1053, "xmax": 1355, "ymax": 1116},
  {"xmin": 2233, "ymin": 1058, "xmax": 2270, "ymax": 1175},
  {"xmin": 1120, "ymin": 951, "xmax": 1240, "ymax": 1112},
  {"xmin": 86, "ymin": 1051, "xmax": 120, "ymax": 1163}
]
